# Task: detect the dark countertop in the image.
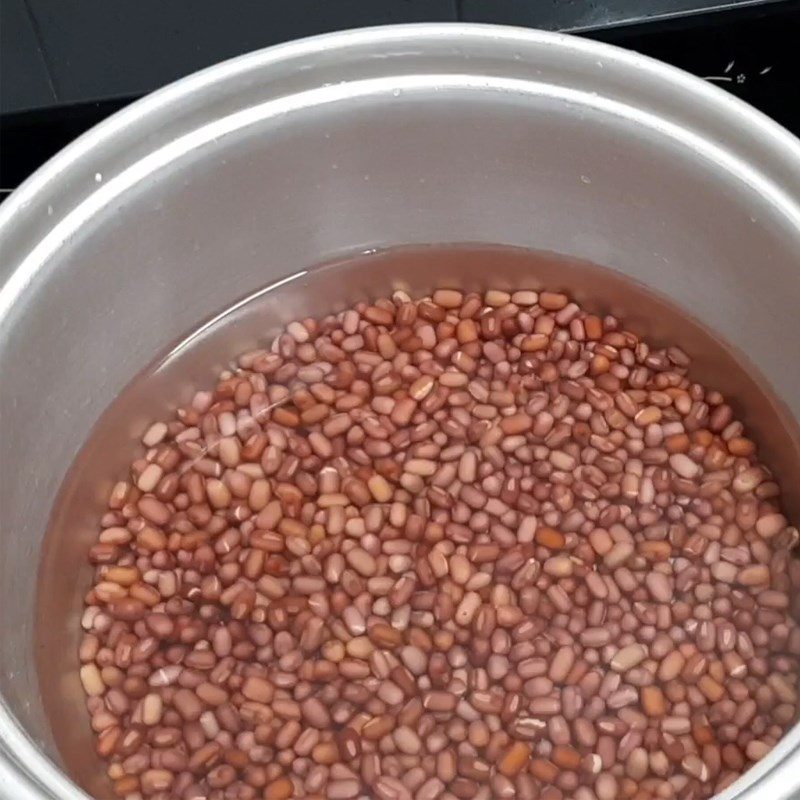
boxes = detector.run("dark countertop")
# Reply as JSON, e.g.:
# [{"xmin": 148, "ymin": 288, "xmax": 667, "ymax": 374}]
[{"xmin": 1, "ymin": 0, "xmax": 786, "ymax": 114}]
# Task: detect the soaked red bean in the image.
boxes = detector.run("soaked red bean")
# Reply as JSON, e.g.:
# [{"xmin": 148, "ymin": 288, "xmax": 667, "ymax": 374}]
[{"xmin": 80, "ymin": 287, "xmax": 800, "ymax": 800}]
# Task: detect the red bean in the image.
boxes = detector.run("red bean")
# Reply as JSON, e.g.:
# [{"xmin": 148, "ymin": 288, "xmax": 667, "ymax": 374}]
[{"xmin": 78, "ymin": 286, "xmax": 800, "ymax": 800}]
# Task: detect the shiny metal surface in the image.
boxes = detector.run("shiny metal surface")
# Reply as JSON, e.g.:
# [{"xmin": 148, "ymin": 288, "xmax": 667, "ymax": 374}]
[{"xmin": 0, "ymin": 22, "xmax": 799, "ymax": 800}]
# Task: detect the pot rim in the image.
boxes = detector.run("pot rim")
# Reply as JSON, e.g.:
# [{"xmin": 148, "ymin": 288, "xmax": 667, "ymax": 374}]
[{"xmin": 1, "ymin": 22, "xmax": 799, "ymax": 800}]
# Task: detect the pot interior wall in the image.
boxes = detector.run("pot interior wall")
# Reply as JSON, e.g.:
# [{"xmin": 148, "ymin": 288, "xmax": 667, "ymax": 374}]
[{"xmin": 0, "ymin": 60, "xmax": 798, "ymax": 799}]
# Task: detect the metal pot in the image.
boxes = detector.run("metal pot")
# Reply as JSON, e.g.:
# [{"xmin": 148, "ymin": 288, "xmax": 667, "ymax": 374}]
[{"xmin": 1, "ymin": 23, "xmax": 799, "ymax": 800}]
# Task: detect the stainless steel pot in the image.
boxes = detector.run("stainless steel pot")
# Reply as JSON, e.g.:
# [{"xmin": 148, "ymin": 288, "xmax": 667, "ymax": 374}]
[{"xmin": 1, "ymin": 23, "xmax": 799, "ymax": 800}]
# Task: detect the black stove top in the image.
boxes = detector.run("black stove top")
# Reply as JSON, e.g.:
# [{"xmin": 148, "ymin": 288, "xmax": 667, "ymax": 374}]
[{"xmin": 2, "ymin": 0, "xmax": 799, "ymax": 196}]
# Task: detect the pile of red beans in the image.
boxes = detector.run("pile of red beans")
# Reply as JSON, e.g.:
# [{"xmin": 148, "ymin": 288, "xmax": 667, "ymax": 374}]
[{"xmin": 80, "ymin": 287, "xmax": 800, "ymax": 800}]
